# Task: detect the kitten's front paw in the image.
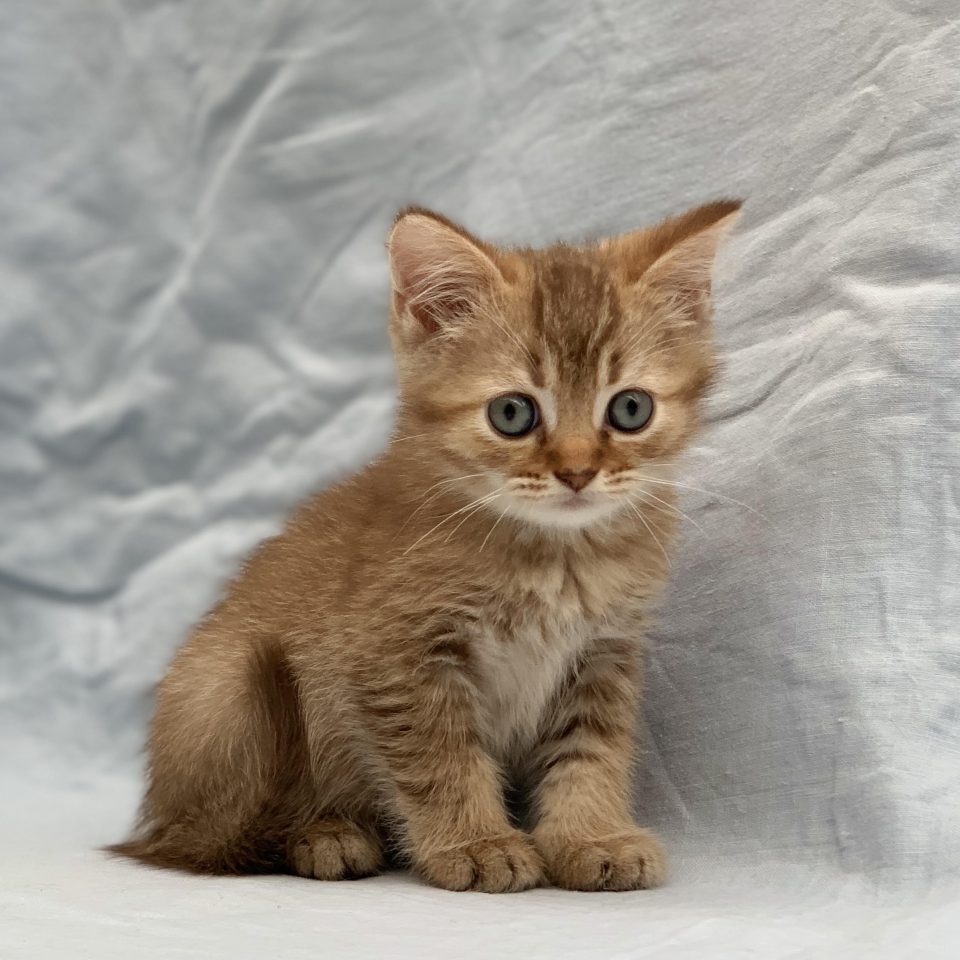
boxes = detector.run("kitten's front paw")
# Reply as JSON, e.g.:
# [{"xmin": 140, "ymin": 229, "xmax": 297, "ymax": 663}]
[
  {"xmin": 289, "ymin": 818, "xmax": 382, "ymax": 880},
  {"xmin": 417, "ymin": 831, "xmax": 544, "ymax": 893},
  {"xmin": 534, "ymin": 827, "xmax": 666, "ymax": 891}
]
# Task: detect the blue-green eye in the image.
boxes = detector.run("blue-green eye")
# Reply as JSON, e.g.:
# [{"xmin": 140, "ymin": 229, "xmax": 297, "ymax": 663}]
[
  {"xmin": 607, "ymin": 389, "xmax": 654, "ymax": 432},
  {"xmin": 487, "ymin": 394, "xmax": 539, "ymax": 437}
]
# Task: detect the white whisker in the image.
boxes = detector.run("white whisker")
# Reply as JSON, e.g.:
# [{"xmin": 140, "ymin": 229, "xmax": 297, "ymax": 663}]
[
  {"xmin": 639, "ymin": 477, "xmax": 768, "ymax": 521},
  {"xmin": 398, "ymin": 473, "xmax": 487, "ymax": 532},
  {"xmin": 631, "ymin": 488, "xmax": 704, "ymax": 533},
  {"xmin": 624, "ymin": 499, "xmax": 671, "ymax": 567},
  {"xmin": 401, "ymin": 488, "xmax": 503, "ymax": 556},
  {"xmin": 479, "ymin": 507, "xmax": 510, "ymax": 552},
  {"xmin": 443, "ymin": 492, "xmax": 502, "ymax": 543}
]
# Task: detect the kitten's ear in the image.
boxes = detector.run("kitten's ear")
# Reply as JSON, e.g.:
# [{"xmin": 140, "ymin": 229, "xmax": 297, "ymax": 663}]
[
  {"xmin": 610, "ymin": 199, "xmax": 742, "ymax": 327},
  {"xmin": 387, "ymin": 208, "xmax": 504, "ymax": 345}
]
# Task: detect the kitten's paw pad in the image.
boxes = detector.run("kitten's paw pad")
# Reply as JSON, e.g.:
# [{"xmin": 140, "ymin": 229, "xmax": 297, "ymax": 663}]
[
  {"xmin": 536, "ymin": 828, "xmax": 666, "ymax": 891},
  {"xmin": 290, "ymin": 818, "xmax": 382, "ymax": 880},
  {"xmin": 419, "ymin": 832, "xmax": 544, "ymax": 893}
]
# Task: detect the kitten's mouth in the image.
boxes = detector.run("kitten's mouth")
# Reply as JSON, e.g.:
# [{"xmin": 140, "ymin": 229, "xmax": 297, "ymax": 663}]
[
  {"xmin": 509, "ymin": 489, "xmax": 618, "ymax": 530},
  {"xmin": 556, "ymin": 492, "xmax": 594, "ymax": 510}
]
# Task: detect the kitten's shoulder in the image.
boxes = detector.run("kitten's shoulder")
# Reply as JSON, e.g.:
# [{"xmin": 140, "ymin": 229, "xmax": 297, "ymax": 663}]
[{"xmin": 281, "ymin": 453, "xmax": 412, "ymax": 555}]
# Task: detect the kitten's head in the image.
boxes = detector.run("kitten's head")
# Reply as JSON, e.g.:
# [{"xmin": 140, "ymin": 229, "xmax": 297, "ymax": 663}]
[{"xmin": 387, "ymin": 200, "xmax": 740, "ymax": 532}]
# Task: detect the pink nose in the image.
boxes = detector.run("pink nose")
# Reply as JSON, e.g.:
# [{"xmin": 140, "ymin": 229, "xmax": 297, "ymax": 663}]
[{"xmin": 554, "ymin": 469, "xmax": 597, "ymax": 492}]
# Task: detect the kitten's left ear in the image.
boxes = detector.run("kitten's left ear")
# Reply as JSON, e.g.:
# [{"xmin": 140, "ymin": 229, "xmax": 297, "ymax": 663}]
[
  {"xmin": 387, "ymin": 208, "xmax": 505, "ymax": 347},
  {"xmin": 611, "ymin": 199, "xmax": 742, "ymax": 327}
]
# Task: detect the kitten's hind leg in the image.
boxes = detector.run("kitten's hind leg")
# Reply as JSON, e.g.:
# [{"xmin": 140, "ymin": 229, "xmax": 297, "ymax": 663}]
[
  {"xmin": 288, "ymin": 817, "xmax": 383, "ymax": 880},
  {"xmin": 110, "ymin": 631, "xmax": 308, "ymax": 875}
]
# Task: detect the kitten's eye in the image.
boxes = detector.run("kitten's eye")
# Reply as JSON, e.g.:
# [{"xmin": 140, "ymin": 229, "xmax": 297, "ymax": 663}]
[
  {"xmin": 487, "ymin": 394, "xmax": 539, "ymax": 437},
  {"xmin": 607, "ymin": 389, "xmax": 654, "ymax": 432}
]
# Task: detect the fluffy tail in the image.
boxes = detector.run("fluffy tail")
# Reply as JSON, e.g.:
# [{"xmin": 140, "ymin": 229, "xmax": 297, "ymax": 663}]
[{"xmin": 105, "ymin": 814, "xmax": 287, "ymax": 874}]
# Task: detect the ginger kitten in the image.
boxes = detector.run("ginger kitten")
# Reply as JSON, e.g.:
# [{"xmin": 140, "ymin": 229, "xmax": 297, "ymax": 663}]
[{"xmin": 111, "ymin": 199, "xmax": 740, "ymax": 892}]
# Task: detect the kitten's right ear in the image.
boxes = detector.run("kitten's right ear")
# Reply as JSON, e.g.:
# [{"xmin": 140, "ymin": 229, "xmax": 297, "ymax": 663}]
[{"xmin": 387, "ymin": 208, "xmax": 504, "ymax": 346}]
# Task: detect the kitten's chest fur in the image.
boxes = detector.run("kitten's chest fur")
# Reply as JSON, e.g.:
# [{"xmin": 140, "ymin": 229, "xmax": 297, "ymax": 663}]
[
  {"xmin": 474, "ymin": 612, "xmax": 587, "ymax": 761},
  {"xmin": 468, "ymin": 543, "xmax": 644, "ymax": 760}
]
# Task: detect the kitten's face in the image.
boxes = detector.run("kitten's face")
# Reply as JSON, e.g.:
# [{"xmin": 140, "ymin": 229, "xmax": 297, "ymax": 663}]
[{"xmin": 388, "ymin": 203, "xmax": 739, "ymax": 533}]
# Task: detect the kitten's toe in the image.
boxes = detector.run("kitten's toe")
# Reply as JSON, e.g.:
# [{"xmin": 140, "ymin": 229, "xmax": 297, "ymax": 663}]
[
  {"xmin": 535, "ymin": 827, "xmax": 666, "ymax": 891},
  {"xmin": 290, "ymin": 818, "xmax": 382, "ymax": 880},
  {"xmin": 417, "ymin": 831, "xmax": 544, "ymax": 893}
]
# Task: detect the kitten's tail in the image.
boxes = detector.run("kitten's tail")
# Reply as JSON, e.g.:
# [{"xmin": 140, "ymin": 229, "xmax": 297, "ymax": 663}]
[
  {"xmin": 104, "ymin": 818, "xmax": 281, "ymax": 875},
  {"xmin": 104, "ymin": 832, "xmax": 194, "ymax": 872}
]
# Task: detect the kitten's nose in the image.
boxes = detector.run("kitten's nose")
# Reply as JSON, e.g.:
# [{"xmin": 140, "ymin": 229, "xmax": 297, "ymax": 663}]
[{"xmin": 554, "ymin": 468, "xmax": 597, "ymax": 492}]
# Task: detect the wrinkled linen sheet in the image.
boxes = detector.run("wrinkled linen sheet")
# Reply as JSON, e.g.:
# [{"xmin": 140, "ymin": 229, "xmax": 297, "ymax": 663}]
[{"xmin": 1, "ymin": 1, "xmax": 958, "ymax": 956}]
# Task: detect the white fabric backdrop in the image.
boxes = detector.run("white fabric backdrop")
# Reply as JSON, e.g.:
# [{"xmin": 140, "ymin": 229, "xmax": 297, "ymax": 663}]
[{"xmin": 1, "ymin": 1, "xmax": 958, "ymax": 956}]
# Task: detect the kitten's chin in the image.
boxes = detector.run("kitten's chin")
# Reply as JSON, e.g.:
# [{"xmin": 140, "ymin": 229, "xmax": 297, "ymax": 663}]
[{"xmin": 504, "ymin": 493, "xmax": 623, "ymax": 532}]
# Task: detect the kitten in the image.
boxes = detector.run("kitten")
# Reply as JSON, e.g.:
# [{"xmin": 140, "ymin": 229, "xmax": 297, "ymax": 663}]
[{"xmin": 110, "ymin": 199, "xmax": 740, "ymax": 892}]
